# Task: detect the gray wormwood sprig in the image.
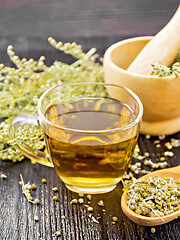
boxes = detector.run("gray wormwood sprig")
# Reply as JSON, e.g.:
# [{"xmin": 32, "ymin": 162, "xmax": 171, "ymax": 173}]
[
  {"xmin": 0, "ymin": 37, "xmax": 104, "ymax": 162},
  {"xmin": 19, "ymin": 174, "xmax": 35, "ymax": 204},
  {"xmin": 0, "ymin": 173, "xmax": 7, "ymax": 179}
]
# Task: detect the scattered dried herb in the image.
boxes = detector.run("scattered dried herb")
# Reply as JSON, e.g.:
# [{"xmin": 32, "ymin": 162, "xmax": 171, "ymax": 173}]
[
  {"xmin": 112, "ymin": 216, "xmax": 118, "ymax": 222},
  {"xmin": 53, "ymin": 195, "xmax": 58, "ymax": 201},
  {"xmin": 87, "ymin": 206, "xmax": 93, "ymax": 212},
  {"xmin": 55, "ymin": 231, "xmax": 61, "ymax": 237},
  {"xmin": 0, "ymin": 173, "xmax": 7, "ymax": 179},
  {"xmin": 52, "ymin": 187, "xmax": 58, "ymax": 192},
  {"xmin": 19, "ymin": 174, "xmax": 36, "ymax": 204},
  {"xmin": 89, "ymin": 214, "xmax": 99, "ymax": 224},
  {"xmin": 41, "ymin": 178, "xmax": 47, "ymax": 183},
  {"xmin": 97, "ymin": 200, "xmax": 104, "ymax": 207},
  {"xmin": 78, "ymin": 193, "xmax": 84, "ymax": 198},
  {"xmin": 87, "ymin": 194, "xmax": 92, "ymax": 201},
  {"xmin": 151, "ymin": 227, "xmax": 156, "ymax": 233},
  {"xmin": 78, "ymin": 198, "xmax": 84, "ymax": 204},
  {"xmin": 34, "ymin": 216, "xmax": 39, "ymax": 221},
  {"xmin": 34, "ymin": 198, "xmax": 40, "ymax": 204},
  {"xmin": 31, "ymin": 184, "xmax": 37, "ymax": 190},
  {"xmin": 70, "ymin": 199, "xmax": 78, "ymax": 205}
]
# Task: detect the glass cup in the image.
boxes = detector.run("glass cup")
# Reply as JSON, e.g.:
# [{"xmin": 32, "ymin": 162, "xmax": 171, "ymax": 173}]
[{"xmin": 10, "ymin": 82, "xmax": 143, "ymax": 194}]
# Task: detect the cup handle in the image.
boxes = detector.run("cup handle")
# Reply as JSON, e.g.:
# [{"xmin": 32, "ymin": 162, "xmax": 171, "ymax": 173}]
[{"xmin": 9, "ymin": 113, "xmax": 53, "ymax": 168}]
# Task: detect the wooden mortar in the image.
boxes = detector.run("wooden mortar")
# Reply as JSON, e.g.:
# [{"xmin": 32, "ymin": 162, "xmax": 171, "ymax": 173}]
[{"xmin": 103, "ymin": 36, "xmax": 180, "ymax": 136}]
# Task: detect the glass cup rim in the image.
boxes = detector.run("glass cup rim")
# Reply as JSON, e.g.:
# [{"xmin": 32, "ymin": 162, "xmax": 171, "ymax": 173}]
[{"xmin": 37, "ymin": 82, "xmax": 143, "ymax": 133}]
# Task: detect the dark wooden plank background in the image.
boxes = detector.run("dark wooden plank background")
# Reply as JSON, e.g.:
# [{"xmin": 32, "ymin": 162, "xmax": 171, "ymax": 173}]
[
  {"xmin": 0, "ymin": 0, "xmax": 178, "ymax": 38},
  {"xmin": 0, "ymin": 0, "xmax": 179, "ymax": 52},
  {"xmin": 0, "ymin": 0, "xmax": 180, "ymax": 240}
]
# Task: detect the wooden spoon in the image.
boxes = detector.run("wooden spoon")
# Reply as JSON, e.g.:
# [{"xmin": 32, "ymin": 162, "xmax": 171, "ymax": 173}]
[
  {"xmin": 121, "ymin": 165, "xmax": 180, "ymax": 226},
  {"xmin": 128, "ymin": 5, "xmax": 180, "ymax": 75}
]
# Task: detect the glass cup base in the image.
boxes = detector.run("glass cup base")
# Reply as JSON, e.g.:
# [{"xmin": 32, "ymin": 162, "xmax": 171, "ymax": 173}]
[{"xmin": 65, "ymin": 183, "xmax": 117, "ymax": 194}]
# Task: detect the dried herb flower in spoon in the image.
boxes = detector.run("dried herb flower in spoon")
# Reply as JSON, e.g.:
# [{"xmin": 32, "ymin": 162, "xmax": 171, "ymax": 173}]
[{"xmin": 127, "ymin": 176, "xmax": 180, "ymax": 218}]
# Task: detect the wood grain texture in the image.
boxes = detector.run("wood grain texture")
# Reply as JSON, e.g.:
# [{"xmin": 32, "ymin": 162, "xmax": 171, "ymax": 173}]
[
  {"xmin": 0, "ymin": 0, "xmax": 180, "ymax": 239},
  {"xmin": 0, "ymin": 0, "xmax": 179, "ymax": 39}
]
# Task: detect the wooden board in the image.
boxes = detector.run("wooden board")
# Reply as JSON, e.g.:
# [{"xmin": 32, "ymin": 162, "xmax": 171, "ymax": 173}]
[
  {"xmin": 1, "ymin": 134, "xmax": 180, "ymax": 240},
  {"xmin": 0, "ymin": 0, "xmax": 180, "ymax": 239}
]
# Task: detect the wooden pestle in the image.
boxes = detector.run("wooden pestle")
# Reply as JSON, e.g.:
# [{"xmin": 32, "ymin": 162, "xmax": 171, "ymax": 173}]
[{"xmin": 128, "ymin": 5, "xmax": 180, "ymax": 75}]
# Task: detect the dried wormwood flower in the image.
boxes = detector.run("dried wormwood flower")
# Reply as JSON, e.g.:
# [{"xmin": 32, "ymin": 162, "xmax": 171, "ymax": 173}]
[
  {"xmin": 112, "ymin": 216, "xmax": 118, "ymax": 222},
  {"xmin": 89, "ymin": 214, "xmax": 99, "ymax": 224},
  {"xmin": 87, "ymin": 194, "xmax": 92, "ymax": 201},
  {"xmin": 127, "ymin": 176, "xmax": 180, "ymax": 218},
  {"xmin": 52, "ymin": 187, "xmax": 58, "ymax": 192},
  {"xmin": 31, "ymin": 184, "xmax": 36, "ymax": 190},
  {"xmin": 55, "ymin": 231, "xmax": 61, "ymax": 236},
  {"xmin": 53, "ymin": 196, "xmax": 58, "ymax": 201},
  {"xmin": 78, "ymin": 192, "xmax": 84, "ymax": 198},
  {"xmin": 87, "ymin": 207, "xmax": 93, "ymax": 212},
  {"xmin": 41, "ymin": 178, "xmax": 47, "ymax": 183},
  {"xmin": 70, "ymin": 199, "xmax": 78, "ymax": 204},
  {"xmin": 34, "ymin": 198, "xmax": 40, "ymax": 204},
  {"xmin": 97, "ymin": 200, "xmax": 104, "ymax": 207},
  {"xmin": 34, "ymin": 216, "xmax": 39, "ymax": 221},
  {"xmin": 78, "ymin": 198, "xmax": 84, "ymax": 204}
]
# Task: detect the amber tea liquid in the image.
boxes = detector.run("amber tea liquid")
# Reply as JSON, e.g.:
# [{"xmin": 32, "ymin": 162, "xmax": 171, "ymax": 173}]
[{"xmin": 45, "ymin": 97, "xmax": 138, "ymax": 193}]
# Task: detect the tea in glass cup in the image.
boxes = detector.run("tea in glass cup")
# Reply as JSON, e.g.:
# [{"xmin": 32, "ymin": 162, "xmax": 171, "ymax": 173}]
[{"xmin": 10, "ymin": 82, "xmax": 143, "ymax": 194}]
